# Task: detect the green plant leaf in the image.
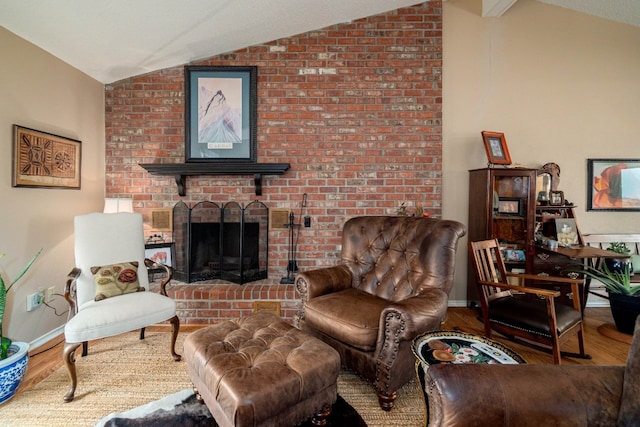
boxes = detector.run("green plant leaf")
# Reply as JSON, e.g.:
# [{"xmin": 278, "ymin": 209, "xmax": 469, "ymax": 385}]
[
  {"xmin": 0, "ymin": 277, "xmax": 6, "ymax": 336},
  {"xmin": 0, "ymin": 336, "xmax": 11, "ymax": 359},
  {"xmin": 565, "ymin": 262, "xmax": 639, "ymax": 296},
  {"xmin": 6, "ymin": 248, "xmax": 43, "ymax": 292},
  {"xmin": 607, "ymin": 242, "xmax": 631, "ymax": 254},
  {"xmin": 0, "ymin": 249, "xmax": 42, "ymax": 351}
]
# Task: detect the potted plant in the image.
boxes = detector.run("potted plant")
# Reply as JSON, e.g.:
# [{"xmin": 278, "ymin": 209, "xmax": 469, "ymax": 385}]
[
  {"xmin": 396, "ymin": 202, "xmax": 430, "ymax": 217},
  {"xmin": 0, "ymin": 249, "xmax": 41, "ymax": 404},
  {"xmin": 568, "ymin": 261, "xmax": 640, "ymax": 335},
  {"xmin": 604, "ymin": 242, "xmax": 633, "ymax": 274},
  {"xmin": 396, "ymin": 202, "xmax": 409, "ymax": 216}
]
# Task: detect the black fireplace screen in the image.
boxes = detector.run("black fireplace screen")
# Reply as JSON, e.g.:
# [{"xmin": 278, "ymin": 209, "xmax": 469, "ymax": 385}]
[{"xmin": 172, "ymin": 200, "xmax": 268, "ymax": 284}]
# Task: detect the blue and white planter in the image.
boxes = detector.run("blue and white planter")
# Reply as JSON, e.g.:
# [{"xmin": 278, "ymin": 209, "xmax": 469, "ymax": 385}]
[{"xmin": 0, "ymin": 342, "xmax": 29, "ymax": 404}]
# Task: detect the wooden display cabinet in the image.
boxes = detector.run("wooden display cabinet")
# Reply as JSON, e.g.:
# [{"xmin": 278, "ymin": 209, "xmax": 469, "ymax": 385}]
[{"xmin": 467, "ymin": 168, "xmax": 537, "ymax": 304}]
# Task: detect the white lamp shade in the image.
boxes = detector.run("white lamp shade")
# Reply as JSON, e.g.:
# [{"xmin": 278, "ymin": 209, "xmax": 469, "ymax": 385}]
[{"xmin": 103, "ymin": 198, "xmax": 134, "ymax": 213}]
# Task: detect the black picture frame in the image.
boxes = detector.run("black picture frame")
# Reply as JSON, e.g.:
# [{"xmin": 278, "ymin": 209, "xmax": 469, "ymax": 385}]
[
  {"xmin": 144, "ymin": 242, "xmax": 175, "ymax": 268},
  {"xmin": 184, "ymin": 66, "xmax": 257, "ymax": 162},
  {"xmin": 587, "ymin": 158, "xmax": 640, "ymax": 211}
]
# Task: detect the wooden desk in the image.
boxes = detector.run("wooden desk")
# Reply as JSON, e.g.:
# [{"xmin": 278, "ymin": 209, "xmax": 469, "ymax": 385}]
[
  {"xmin": 535, "ymin": 245, "xmax": 630, "ymax": 309},
  {"xmin": 538, "ymin": 245, "xmax": 626, "ymax": 260},
  {"xmin": 540, "ymin": 245, "xmax": 637, "ymax": 279}
]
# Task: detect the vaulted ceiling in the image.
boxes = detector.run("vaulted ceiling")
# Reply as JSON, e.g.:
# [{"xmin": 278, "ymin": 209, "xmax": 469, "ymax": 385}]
[{"xmin": 1, "ymin": 0, "xmax": 638, "ymax": 84}]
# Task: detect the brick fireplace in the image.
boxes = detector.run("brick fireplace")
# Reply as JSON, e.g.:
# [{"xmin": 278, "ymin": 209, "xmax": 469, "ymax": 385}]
[
  {"xmin": 172, "ymin": 200, "xmax": 269, "ymax": 284},
  {"xmin": 105, "ymin": 3, "xmax": 444, "ymax": 323}
]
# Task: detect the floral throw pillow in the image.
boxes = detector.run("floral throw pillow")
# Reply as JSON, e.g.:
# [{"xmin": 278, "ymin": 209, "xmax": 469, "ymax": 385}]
[{"xmin": 91, "ymin": 261, "xmax": 145, "ymax": 301}]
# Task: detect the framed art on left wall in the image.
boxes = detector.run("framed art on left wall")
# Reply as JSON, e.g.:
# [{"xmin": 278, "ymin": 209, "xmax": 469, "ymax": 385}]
[{"xmin": 12, "ymin": 125, "xmax": 81, "ymax": 189}]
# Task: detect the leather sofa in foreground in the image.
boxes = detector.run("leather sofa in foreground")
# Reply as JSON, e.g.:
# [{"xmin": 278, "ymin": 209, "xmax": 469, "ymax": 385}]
[{"xmin": 423, "ymin": 316, "xmax": 640, "ymax": 426}]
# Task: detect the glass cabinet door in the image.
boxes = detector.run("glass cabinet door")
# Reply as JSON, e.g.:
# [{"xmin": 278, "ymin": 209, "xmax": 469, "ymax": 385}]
[
  {"xmin": 491, "ymin": 175, "xmax": 529, "ymax": 246},
  {"xmin": 467, "ymin": 168, "xmax": 537, "ymax": 302}
]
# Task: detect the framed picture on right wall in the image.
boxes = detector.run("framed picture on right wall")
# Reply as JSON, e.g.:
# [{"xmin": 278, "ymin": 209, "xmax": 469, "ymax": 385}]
[{"xmin": 587, "ymin": 159, "xmax": 640, "ymax": 211}]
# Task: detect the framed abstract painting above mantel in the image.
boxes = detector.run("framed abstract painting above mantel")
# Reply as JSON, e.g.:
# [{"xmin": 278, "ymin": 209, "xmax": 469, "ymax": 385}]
[
  {"xmin": 587, "ymin": 159, "xmax": 640, "ymax": 211},
  {"xmin": 184, "ymin": 65, "xmax": 257, "ymax": 163},
  {"xmin": 12, "ymin": 125, "xmax": 81, "ymax": 190}
]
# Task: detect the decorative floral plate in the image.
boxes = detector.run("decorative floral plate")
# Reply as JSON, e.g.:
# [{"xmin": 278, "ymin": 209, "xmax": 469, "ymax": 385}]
[{"xmin": 412, "ymin": 330, "xmax": 526, "ymax": 367}]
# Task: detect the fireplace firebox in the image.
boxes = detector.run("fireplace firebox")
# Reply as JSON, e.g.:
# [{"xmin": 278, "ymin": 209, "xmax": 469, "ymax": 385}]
[{"xmin": 172, "ymin": 200, "xmax": 268, "ymax": 284}]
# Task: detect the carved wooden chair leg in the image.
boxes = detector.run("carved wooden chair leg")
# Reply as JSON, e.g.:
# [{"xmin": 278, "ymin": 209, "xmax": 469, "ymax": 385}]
[
  {"xmin": 140, "ymin": 327, "xmax": 145, "ymax": 340},
  {"xmin": 377, "ymin": 390, "xmax": 397, "ymax": 411},
  {"xmin": 169, "ymin": 315, "xmax": 181, "ymax": 361},
  {"xmin": 81, "ymin": 341, "xmax": 88, "ymax": 357},
  {"xmin": 311, "ymin": 405, "xmax": 332, "ymax": 426},
  {"xmin": 63, "ymin": 342, "xmax": 82, "ymax": 402}
]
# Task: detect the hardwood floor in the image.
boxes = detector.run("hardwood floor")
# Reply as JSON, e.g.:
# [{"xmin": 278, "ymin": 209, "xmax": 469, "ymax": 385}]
[
  {"xmin": 442, "ymin": 306, "xmax": 631, "ymax": 365},
  {"xmin": 13, "ymin": 308, "xmax": 631, "ymax": 402}
]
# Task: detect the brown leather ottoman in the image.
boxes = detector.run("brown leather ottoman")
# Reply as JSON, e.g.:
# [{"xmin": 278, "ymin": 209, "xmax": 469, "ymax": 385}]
[{"xmin": 183, "ymin": 312, "xmax": 340, "ymax": 427}]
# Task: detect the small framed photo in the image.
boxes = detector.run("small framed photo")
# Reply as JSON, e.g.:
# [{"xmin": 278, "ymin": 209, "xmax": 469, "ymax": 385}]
[
  {"xmin": 549, "ymin": 190, "xmax": 565, "ymax": 206},
  {"xmin": 144, "ymin": 243, "xmax": 174, "ymax": 268},
  {"xmin": 481, "ymin": 131, "xmax": 512, "ymax": 165},
  {"xmin": 497, "ymin": 197, "xmax": 522, "ymax": 215},
  {"xmin": 555, "ymin": 218, "xmax": 579, "ymax": 246},
  {"xmin": 504, "ymin": 249, "xmax": 526, "ymax": 262},
  {"xmin": 184, "ymin": 65, "xmax": 257, "ymax": 162}
]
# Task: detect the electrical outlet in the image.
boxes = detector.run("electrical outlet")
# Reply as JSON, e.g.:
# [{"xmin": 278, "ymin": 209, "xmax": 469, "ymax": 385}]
[
  {"xmin": 26, "ymin": 291, "xmax": 44, "ymax": 311},
  {"xmin": 304, "ymin": 216, "xmax": 311, "ymax": 227},
  {"xmin": 45, "ymin": 286, "xmax": 55, "ymax": 303}
]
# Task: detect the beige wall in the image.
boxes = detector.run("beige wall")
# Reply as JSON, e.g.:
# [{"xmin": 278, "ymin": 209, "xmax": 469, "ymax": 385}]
[
  {"xmin": 0, "ymin": 27, "xmax": 104, "ymax": 343},
  {"xmin": 2, "ymin": 0, "xmax": 639, "ymax": 341},
  {"xmin": 443, "ymin": 0, "xmax": 640, "ymax": 303}
]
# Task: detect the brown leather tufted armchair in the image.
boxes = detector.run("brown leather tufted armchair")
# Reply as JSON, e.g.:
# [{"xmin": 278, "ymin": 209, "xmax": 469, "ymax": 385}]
[{"xmin": 295, "ymin": 216, "xmax": 466, "ymax": 411}]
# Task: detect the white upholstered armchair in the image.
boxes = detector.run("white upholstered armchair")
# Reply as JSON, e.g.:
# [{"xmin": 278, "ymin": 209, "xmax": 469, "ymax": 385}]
[{"xmin": 62, "ymin": 213, "xmax": 180, "ymax": 402}]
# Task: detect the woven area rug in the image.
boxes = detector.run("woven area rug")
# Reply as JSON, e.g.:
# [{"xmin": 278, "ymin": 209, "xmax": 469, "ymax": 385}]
[{"xmin": 0, "ymin": 330, "xmax": 425, "ymax": 426}]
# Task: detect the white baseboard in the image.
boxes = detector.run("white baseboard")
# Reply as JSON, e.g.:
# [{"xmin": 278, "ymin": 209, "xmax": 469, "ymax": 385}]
[
  {"xmin": 448, "ymin": 300, "xmax": 469, "ymax": 307},
  {"xmin": 29, "ymin": 325, "xmax": 64, "ymax": 351},
  {"xmin": 448, "ymin": 300, "xmax": 610, "ymax": 308},
  {"xmin": 585, "ymin": 301, "xmax": 610, "ymax": 308}
]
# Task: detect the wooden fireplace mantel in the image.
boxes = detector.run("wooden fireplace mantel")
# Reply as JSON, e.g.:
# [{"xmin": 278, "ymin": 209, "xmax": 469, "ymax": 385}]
[{"xmin": 139, "ymin": 162, "xmax": 290, "ymax": 196}]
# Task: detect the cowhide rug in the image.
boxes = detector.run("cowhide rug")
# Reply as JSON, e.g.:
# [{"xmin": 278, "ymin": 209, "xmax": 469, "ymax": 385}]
[{"xmin": 96, "ymin": 389, "xmax": 366, "ymax": 427}]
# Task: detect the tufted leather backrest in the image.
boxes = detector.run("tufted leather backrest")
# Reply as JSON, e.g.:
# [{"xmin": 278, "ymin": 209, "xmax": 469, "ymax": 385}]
[{"xmin": 340, "ymin": 216, "xmax": 466, "ymax": 302}]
